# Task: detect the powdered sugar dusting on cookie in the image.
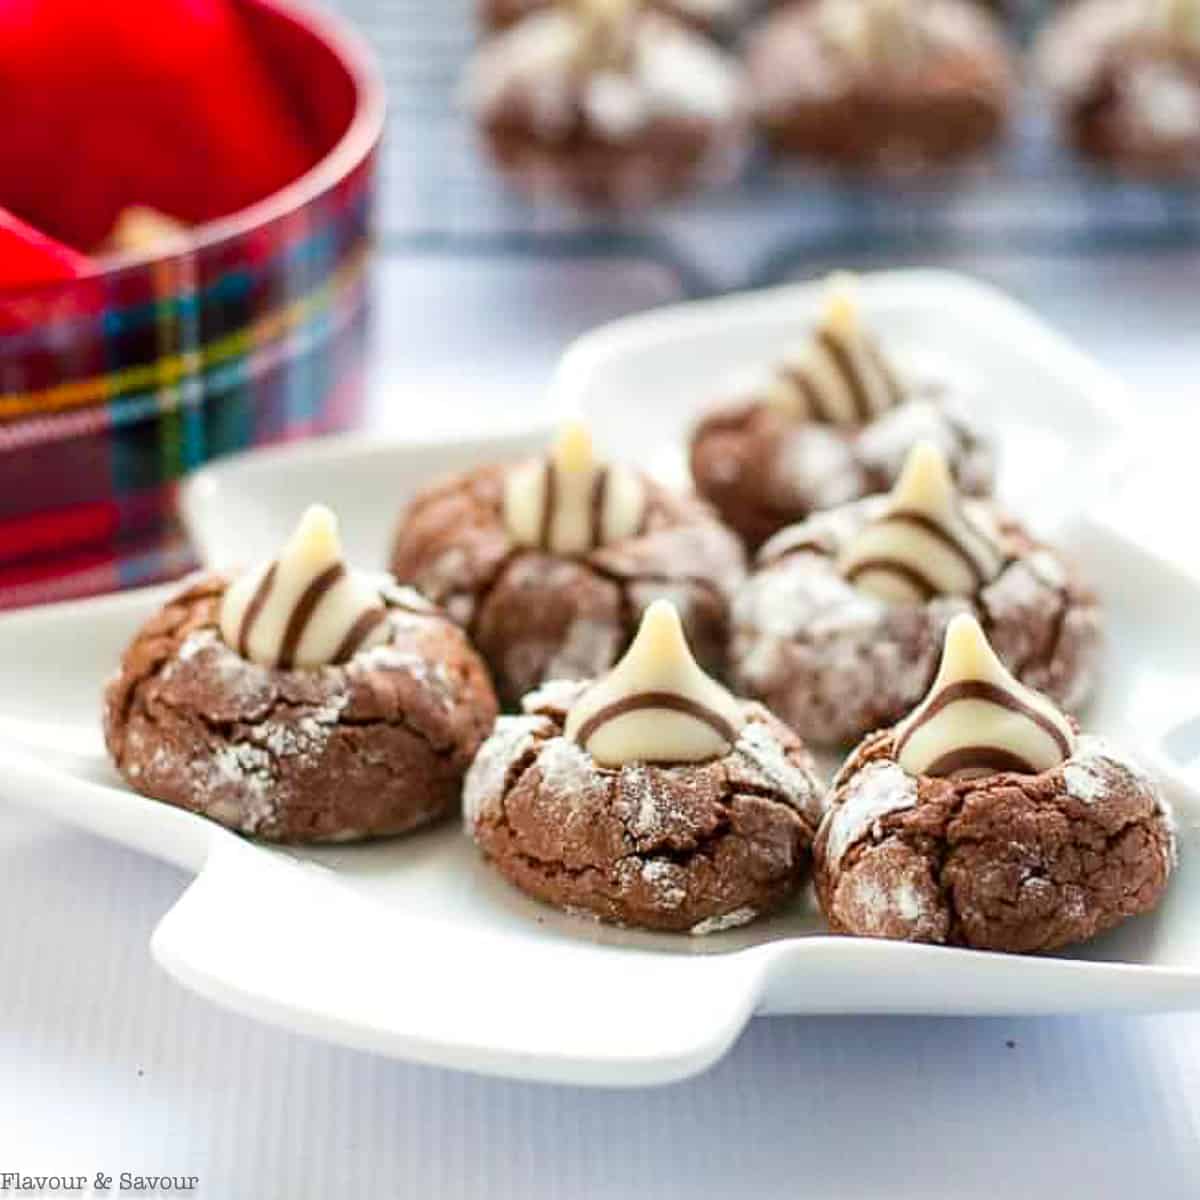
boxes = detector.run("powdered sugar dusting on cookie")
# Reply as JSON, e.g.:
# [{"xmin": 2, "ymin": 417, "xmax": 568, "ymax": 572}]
[
  {"xmin": 204, "ymin": 742, "xmax": 277, "ymax": 834},
  {"xmin": 423, "ymin": 546, "xmax": 473, "ymax": 606},
  {"xmin": 466, "ymin": 9, "xmax": 742, "ymax": 139},
  {"xmin": 167, "ymin": 629, "xmax": 276, "ymax": 708},
  {"xmin": 464, "ymin": 715, "xmax": 546, "ymax": 825},
  {"xmin": 640, "ymin": 858, "xmax": 688, "ymax": 909},
  {"xmin": 378, "ymin": 609, "xmax": 443, "ymax": 644},
  {"xmin": 535, "ymin": 737, "xmax": 600, "ymax": 803},
  {"xmin": 776, "ymin": 426, "xmax": 860, "ymax": 511},
  {"xmin": 177, "ymin": 629, "xmax": 217, "ymax": 662},
  {"xmin": 1063, "ymin": 737, "xmax": 1115, "ymax": 804},
  {"xmin": 636, "ymin": 16, "xmax": 743, "ymax": 120},
  {"xmin": 855, "ymin": 398, "xmax": 964, "ymax": 480},
  {"xmin": 175, "ymin": 629, "xmax": 247, "ymax": 681},
  {"xmin": 1126, "ymin": 62, "xmax": 1200, "ymax": 140},
  {"xmin": 356, "ymin": 644, "xmax": 431, "ymax": 676},
  {"xmin": 465, "ymin": 9, "xmax": 578, "ymax": 124},
  {"xmin": 628, "ymin": 581, "xmax": 702, "ymax": 625},
  {"xmin": 732, "ymin": 552, "xmax": 908, "ymax": 737},
  {"xmin": 981, "ymin": 557, "xmax": 1058, "ymax": 620},
  {"xmin": 356, "ymin": 644, "xmax": 458, "ymax": 711},
  {"xmin": 446, "ymin": 595, "xmax": 474, "ymax": 626},
  {"xmin": 690, "ymin": 907, "xmax": 757, "ymax": 936},
  {"xmin": 545, "ymin": 618, "xmax": 622, "ymax": 682},
  {"xmin": 171, "ymin": 692, "xmax": 349, "ymax": 837},
  {"xmin": 835, "ymin": 850, "xmax": 942, "ymax": 937},
  {"xmin": 258, "ymin": 700, "xmax": 345, "ymax": 762},
  {"xmin": 826, "ymin": 760, "xmax": 918, "ymax": 867},
  {"xmin": 758, "ymin": 497, "xmax": 881, "ymax": 565},
  {"xmin": 892, "ymin": 877, "xmax": 923, "ymax": 923},
  {"xmin": 1064, "ymin": 736, "xmax": 1150, "ymax": 800},
  {"xmin": 736, "ymin": 556, "xmax": 878, "ymax": 643},
  {"xmin": 380, "ymin": 580, "xmax": 439, "ymax": 616},
  {"xmin": 522, "ymin": 677, "xmax": 589, "ymax": 718},
  {"xmin": 733, "ymin": 720, "xmax": 820, "ymax": 815},
  {"xmin": 159, "ymin": 628, "xmax": 285, "ymax": 720},
  {"xmin": 1065, "ymin": 736, "xmax": 1176, "ymax": 853},
  {"xmin": 841, "ymin": 871, "xmax": 928, "ymax": 935},
  {"xmin": 1025, "ymin": 549, "xmax": 1067, "ymax": 591},
  {"xmin": 1038, "ymin": 0, "xmax": 1150, "ymax": 101},
  {"xmin": 733, "ymin": 586, "xmax": 957, "ymax": 747},
  {"xmin": 613, "ymin": 763, "xmax": 727, "ymax": 846},
  {"xmin": 617, "ymin": 764, "xmax": 685, "ymax": 841}
]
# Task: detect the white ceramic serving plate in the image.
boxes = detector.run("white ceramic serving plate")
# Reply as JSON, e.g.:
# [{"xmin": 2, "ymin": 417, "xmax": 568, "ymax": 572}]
[{"xmin": 2, "ymin": 272, "xmax": 1199, "ymax": 1088}]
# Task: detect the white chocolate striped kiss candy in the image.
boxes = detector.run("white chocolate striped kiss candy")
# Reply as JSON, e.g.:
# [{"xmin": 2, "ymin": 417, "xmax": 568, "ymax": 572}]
[
  {"xmin": 838, "ymin": 440, "xmax": 1003, "ymax": 604},
  {"xmin": 820, "ymin": 0, "xmax": 927, "ymax": 71},
  {"xmin": 895, "ymin": 614, "xmax": 1075, "ymax": 779},
  {"xmin": 763, "ymin": 272, "xmax": 906, "ymax": 427},
  {"xmin": 503, "ymin": 421, "xmax": 646, "ymax": 557},
  {"xmin": 575, "ymin": 0, "xmax": 638, "ymax": 66},
  {"xmin": 1154, "ymin": 0, "xmax": 1200, "ymax": 41},
  {"xmin": 219, "ymin": 505, "xmax": 389, "ymax": 669},
  {"xmin": 565, "ymin": 599, "xmax": 746, "ymax": 767}
]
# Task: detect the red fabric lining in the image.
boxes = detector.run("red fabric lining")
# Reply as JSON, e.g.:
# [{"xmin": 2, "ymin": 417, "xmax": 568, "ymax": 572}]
[{"xmin": 0, "ymin": 0, "xmax": 318, "ymax": 253}]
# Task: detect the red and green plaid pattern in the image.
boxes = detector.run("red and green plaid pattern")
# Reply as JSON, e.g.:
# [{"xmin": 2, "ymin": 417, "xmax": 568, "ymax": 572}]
[{"xmin": 0, "ymin": 154, "xmax": 374, "ymax": 610}]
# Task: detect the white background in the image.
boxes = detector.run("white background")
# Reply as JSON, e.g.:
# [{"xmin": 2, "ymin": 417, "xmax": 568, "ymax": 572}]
[{"xmin": 4, "ymin": 252, "xmax": 1200, "ymax": 1196}]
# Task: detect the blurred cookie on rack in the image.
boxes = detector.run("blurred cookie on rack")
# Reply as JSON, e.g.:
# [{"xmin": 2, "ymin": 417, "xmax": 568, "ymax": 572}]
[
  {"xmin": 462, "ymin": 0, "xmax": 749, "ymax": 206},
  {"xmin": 1037, "ymin": 0, "xmax": 1200, "ymax": 177},
  {"xmin": 746, "ymin": 0, "xmax": 1015, "ymax": 169}
]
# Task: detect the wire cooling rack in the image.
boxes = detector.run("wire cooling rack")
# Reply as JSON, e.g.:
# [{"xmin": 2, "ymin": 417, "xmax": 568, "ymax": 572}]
[{"xmin": 332, "ymin": 0, "xmax": 1200, "ymax": 294}]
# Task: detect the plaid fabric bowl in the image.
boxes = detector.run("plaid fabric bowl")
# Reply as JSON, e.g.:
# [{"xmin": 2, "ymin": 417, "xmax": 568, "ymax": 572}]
[{"xmin": 0, "ymin": 0, "xmax": 384, "ymax": 609}]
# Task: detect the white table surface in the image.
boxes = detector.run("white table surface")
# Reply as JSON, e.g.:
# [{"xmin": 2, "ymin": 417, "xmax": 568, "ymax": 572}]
[{"xmin": 5, "ymin": 252, "xmax": 1200, "ymax": 1197}]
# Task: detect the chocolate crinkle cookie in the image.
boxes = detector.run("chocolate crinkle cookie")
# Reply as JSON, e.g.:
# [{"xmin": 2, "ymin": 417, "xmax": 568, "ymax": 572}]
[
  {"xmin": 731, "ymin": 443, "xmax": 1101, "ymax": 746},
  {"xmin": 689, "ymin": 274, "xmax": 993, "ymax": 551},
  {"xmin": 1037, "ymin": 0, "xmax": 1200, "ymax": 178},
  {"xmin": 464, "ymin": 603, "xmax": 825, "ymax": 933},
  {"xmin": 390, "ymin": 427, "xmax": 745, "ymax": 710},
  {"xmin": 816, "ymin": 732, "xmax": 1176, "ymax": 952},
  {"xmin": 462, "ymin": 1, "xmax": 749, "ymax": 207},
  {"xmin": 747, "ymin": 0, "xmax": 1014, "ymax": 169},
  {"xmin": 104, "ymin": 508, "xmax": 498, "ymax": 843},
  {"xmin": 813, "ymin": 616, "xmax": 1176, "ymax": 953}
]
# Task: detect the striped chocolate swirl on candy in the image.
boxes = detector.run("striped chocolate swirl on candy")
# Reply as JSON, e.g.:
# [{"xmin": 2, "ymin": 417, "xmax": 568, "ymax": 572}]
[
  {"xmin": 565, "ymin": 599, "xmax": 746, "ymax": 767},
  {"xmin": 759, "ymin": 272, "xmax": 905, "ymax": 428},
  {"xmin": 895, "ymin": 615, "xmax": 1075, "ymax": 779},
  {"xmin": 839, "ymin": 440, "xmax": 1003, "ymax": 604},
  {"xmin": 504, "ymin": 421, "xmax": 647, "ymax": 556},
  {"xmin": 219, "ymin": 505, "xmax": 389, "ymax": 669}
]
